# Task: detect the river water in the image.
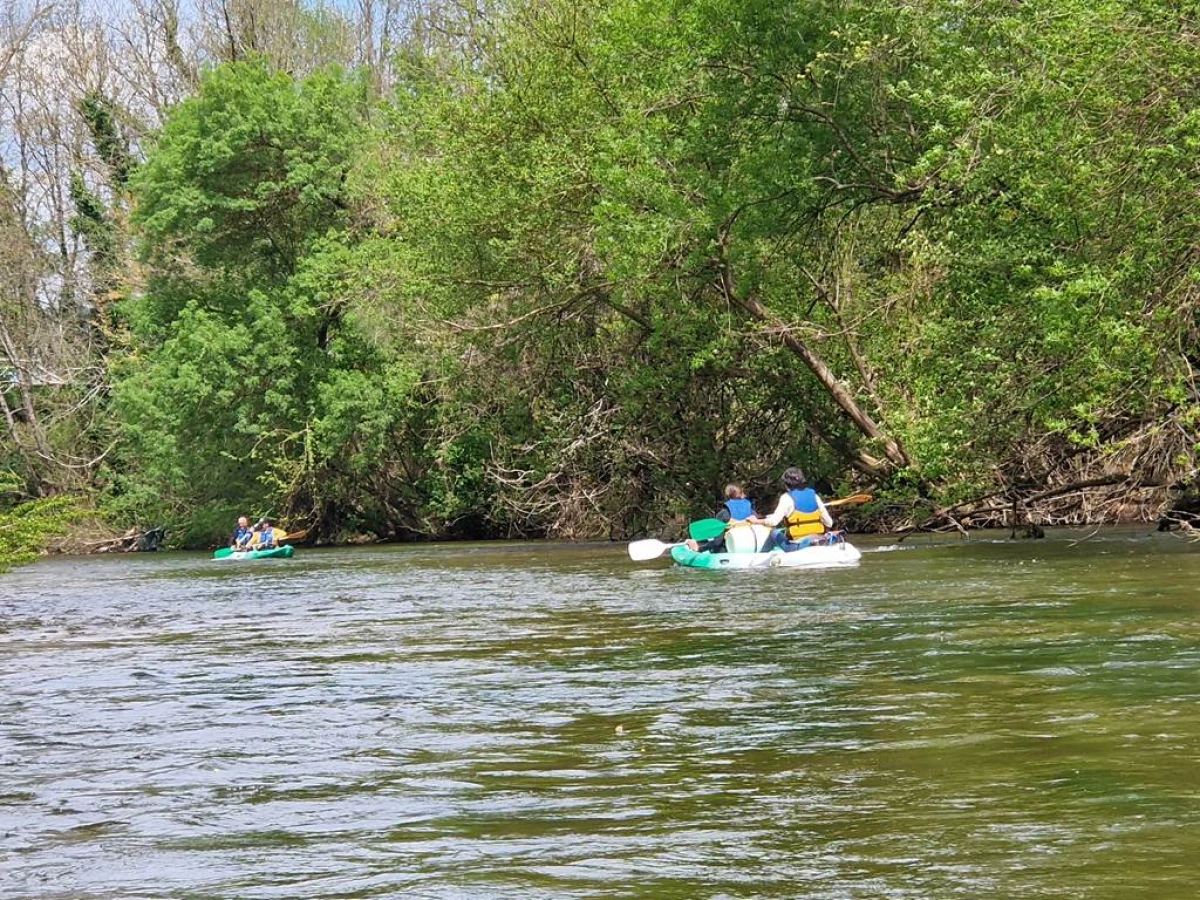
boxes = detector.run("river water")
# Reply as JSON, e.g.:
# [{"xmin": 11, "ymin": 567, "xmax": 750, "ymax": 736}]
[{"xmin": 2, "ymin": 530, "xmax": 1199, "ymax": 899}]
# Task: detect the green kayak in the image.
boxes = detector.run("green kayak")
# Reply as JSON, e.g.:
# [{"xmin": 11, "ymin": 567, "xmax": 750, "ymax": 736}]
[{"xmin": 212, "ymin": 545, "xmax": 295, "ymax": 561}]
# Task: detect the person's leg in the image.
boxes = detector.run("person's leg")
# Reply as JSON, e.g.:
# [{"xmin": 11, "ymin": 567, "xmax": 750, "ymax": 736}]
[{"xmin": 777, "ymin": 535, "xmax": 817, "ymax": 552}]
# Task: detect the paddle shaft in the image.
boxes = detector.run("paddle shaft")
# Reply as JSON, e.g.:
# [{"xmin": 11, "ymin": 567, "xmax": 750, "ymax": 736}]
[{"xmin": 704, "ymin": 492, "xmax": 872, "ymax": 532}]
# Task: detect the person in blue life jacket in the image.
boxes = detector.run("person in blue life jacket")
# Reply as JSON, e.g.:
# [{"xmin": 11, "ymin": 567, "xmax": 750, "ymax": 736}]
[
  {"xmin": 252, "ymin": 519, "xmax": 279, "ymax": 550},
  {"xmin": 749, "ymin": 467, "xmax": 834, "ymax": 553},
  {"xmin": 231, "ymin": 516, "xmax": 253, "ymax": 549},
  {"xmin": 686, "ymin": 484, "xmax": 755, "ymax": 553}
]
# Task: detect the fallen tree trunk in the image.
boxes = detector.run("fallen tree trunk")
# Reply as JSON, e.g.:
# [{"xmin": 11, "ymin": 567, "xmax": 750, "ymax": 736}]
[
  {"xmin": 91, "ymin": 526, "xmax": 167, "ymax": 553},
  {"xmin": 888, "ymin": 474, "xmax": 1169, "ymax": 537},
  {"xmin": 714, "ymin": 242, "xmax": 912, "ymax": 475}
]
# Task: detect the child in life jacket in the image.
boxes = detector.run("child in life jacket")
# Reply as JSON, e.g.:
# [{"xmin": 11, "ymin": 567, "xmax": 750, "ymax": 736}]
[
  {"xmin": 686, "ymin": 484, "xmax": 755, "ymax": 552},
  {"xmin": 254, "ymin": 519, "xmax": 279, "ymax": 549}
]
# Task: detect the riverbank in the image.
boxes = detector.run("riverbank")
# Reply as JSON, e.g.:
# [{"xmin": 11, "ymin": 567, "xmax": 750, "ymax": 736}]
[{"xmin": 41, "ymin": 496, "xmax": 1194, "ymax": 562}]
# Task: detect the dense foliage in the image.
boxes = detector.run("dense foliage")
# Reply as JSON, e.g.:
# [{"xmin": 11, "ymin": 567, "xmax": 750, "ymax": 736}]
[
  {"xmin": 0, "ymin": 489, "xmax": 79, "ymax": 573},
  {"xmin": 4, "ymin": 0, "xmax": 1199, "ymax": 550}
]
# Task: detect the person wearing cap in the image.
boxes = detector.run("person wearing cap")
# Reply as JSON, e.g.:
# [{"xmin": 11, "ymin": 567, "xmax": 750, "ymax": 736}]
[{"xmin": 252, "ymin": 519, "xmax": 279, "ymax": 549}]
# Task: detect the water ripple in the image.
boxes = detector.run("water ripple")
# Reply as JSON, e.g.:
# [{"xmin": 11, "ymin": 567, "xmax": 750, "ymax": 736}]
[{"xmin": 3, "ymin": 532, "xmax": 1200, "ymax": 898}]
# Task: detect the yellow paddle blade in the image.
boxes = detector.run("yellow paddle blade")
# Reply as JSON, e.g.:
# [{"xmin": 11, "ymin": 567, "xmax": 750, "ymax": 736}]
[{"xmin": 826, "ymin": 493, "xmax": 873, "ymax": 508}]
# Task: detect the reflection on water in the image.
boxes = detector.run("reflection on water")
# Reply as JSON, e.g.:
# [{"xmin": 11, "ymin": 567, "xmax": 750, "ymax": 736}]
[{"xmin": 3, "ymin": 530, "xmax": 1200, "ymax": 899}]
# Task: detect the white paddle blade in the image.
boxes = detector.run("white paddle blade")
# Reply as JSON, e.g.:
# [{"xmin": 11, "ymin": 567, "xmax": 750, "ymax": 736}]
[{"xmin": 628, "ymin": 538, "xmax": 672, "ymax": 561}]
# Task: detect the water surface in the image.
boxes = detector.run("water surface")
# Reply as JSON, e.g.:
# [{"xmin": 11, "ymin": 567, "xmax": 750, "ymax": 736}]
[{"xmin": 3, "ymin": 530, "xmax": 1199, "ymax": 898}]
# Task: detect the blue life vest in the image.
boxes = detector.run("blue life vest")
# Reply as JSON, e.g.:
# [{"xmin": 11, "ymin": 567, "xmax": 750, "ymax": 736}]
[
  {"xmin": 725, "ymin": 498, "xmax": 753, "ymax": 520},
  {"xmin": 788, "ymin": 488, "xmax": 818, "ymax": 512}
]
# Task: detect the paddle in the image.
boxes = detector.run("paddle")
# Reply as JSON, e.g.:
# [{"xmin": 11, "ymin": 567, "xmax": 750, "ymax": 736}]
[
  {"xmin": 629, "ymin": 517, "xmax": 732, "ymax": 560},
  {"xmin": 826, "ymin": 492, "xmax": 873, "ymax": 508},
  {"xmin": 689, "ymin": 518, "xmax": 728, "ymax": 541},
  {"xmin": 696, "ymin": 493, "xmax": 873, "ymax": 536},
  {"xmin": 628, "ymin": 538, "xmax": 686, "ymax": 561}
]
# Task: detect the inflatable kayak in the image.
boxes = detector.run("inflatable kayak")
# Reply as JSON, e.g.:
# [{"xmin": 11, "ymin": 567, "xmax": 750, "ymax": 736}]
[
  {"xmin": 670, "ymin": 540, "xmax": 861, "ymax": 569},
  {"xmin": 212, "ymin": 545, "xmax": 295, "ymax": 561}
]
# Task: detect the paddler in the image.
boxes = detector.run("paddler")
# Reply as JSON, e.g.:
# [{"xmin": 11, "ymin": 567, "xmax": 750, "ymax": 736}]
[
  {"xmin": 253, "ymin": 518, "xmax": 279, "ymax": 549},
  {"xmin": 686, "ymin": 483, "xmax": 754, "ymax": 552},
  {"xmin": 750, "ymin": 467, "xmax": 833, "ymax": 552},
  {"xmin": 231, "ymin": 516, "xmax": 253, "ymax": 549}
]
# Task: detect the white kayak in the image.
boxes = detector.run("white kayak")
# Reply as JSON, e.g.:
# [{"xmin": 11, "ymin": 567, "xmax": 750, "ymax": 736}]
[{"xmin": 670, "ymin": 537, "xmax": 862, "ymax": 569}]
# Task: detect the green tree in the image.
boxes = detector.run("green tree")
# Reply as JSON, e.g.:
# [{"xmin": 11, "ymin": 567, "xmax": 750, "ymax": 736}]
[
  {"xmin": 109, "ymin": 59, "xmax": 423, "ymax": 543},
  {"xmin": 0, "ymin": 474, "xmax": 80, "ymax": 573},
  {"xmin": 363, "ymin": 0, "xmax": 1199, "ymax": 530},
  {"xmin": 105, "ymin": 0, "xmax": 1200, "ymax": 542}
]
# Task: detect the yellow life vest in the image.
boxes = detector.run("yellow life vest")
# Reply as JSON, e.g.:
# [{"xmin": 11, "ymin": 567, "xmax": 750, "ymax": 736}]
[
  {"xmin": 783, "ymin": 488, "xmax": 826, "ymax": 540},
  {"xmin": 785, "ymin": 508, "xmax": 826, "ymax": 540}
]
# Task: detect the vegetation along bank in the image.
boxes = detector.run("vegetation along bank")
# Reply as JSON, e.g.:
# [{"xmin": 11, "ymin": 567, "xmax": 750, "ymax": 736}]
[{"xmin": 2, "ymin": 0, "xmax": 1198, "ymax": 559}]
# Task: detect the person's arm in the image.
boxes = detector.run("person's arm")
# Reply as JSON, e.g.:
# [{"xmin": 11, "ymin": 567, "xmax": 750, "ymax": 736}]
[
  {"xmin": 754, "ymin": 493, "xmax": 793, "ymax": 528},
  {"xmin": 686, "ymin": 507, "xmax": 733, "ymax": 551},
  {"xmin": 815, "ymin": 495, "xmax": 833, "ymax": 528}
]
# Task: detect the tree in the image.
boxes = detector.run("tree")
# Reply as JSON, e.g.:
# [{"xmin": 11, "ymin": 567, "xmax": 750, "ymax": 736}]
[
  {"xmin": 363, "ymin": 0, "xmax": 1199, "ymax": 530},
  {"xmin": 111, "ymin": 59, "xmax": 420, "ymax": 542}
]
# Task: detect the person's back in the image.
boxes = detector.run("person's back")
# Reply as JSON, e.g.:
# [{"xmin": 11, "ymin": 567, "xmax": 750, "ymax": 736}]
[
  {"xmin": 752, "ymin": 468, "xmax": 832, "ymax": 551},
  {"xmin": 782, "ymin": 486, "xmax": 825, "ymax": 540},
  {"xmin": 724, "ymin": 494, "xmax": 753, "ymax": 522},
  {"xmin": 722, "ymin": 483, "xmax": 767, "ymax": 553},
  {"xmin": 690, "ymin": 483, "xmax": 757, "ymax": 553}
]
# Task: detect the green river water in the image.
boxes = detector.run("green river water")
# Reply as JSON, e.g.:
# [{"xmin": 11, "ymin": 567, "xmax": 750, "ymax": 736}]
[{"xmin": 2, "ymin": 529, "xmax": 1199, "ymax": 899}]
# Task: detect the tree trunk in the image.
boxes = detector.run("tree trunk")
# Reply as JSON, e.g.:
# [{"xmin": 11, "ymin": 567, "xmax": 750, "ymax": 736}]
[
  {"xmin": 0, "ymin": 320, "xmax": 53, "ymax": 493},
  {"xmin": 715, "ymin": 251, "xmax": 911, "ymax": 472}
]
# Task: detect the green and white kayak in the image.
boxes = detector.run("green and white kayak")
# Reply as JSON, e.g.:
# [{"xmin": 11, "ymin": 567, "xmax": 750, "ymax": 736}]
[
  {"xmin": 670, "ymin": 540, "xmax": 861, "ymax": 569},
  {"xmin": 212, "ymin": 545, "xmax": 295, "ymax": 561}
]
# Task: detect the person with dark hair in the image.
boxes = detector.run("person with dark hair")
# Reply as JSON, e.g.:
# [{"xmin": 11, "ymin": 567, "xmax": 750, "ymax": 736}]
[
  {"xmin": 686, "ymin": 483, "xmax": 754, "ymax": 553},
  {"xmin": 750, "ymin": 467, "xmax": 833, "ymax": 552}
]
